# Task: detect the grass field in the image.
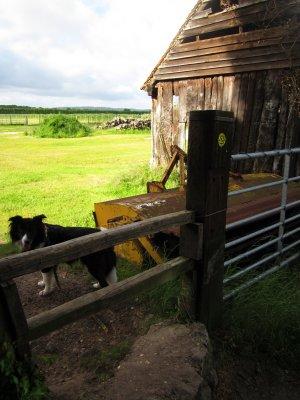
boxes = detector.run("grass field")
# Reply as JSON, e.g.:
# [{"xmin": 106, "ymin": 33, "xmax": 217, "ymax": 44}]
[{"xmin": 0, "ymin": 125, "xmax": 152, "ymax": 242}]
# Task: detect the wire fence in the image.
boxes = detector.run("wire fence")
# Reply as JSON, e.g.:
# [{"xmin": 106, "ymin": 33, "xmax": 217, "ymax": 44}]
[
  {"xmin": 223, "ymin": 147, "xmax": 300, "ymax": 300},
  {"xmin": 0, "ymin": 113, "xmax": 149, "ymax": 126}
]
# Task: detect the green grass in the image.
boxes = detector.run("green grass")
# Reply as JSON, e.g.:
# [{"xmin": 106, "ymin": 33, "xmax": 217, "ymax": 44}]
[
  {"xmin": 0, "ymin": 127, "xmax": 152, "ymax": 242},
  {"xmin": 221, "ymin": 266, "xmax": 300, "ymax": 369},
  {"xmin": 0, "ymin": 125, "xmax": 33, "ymax": 134}
]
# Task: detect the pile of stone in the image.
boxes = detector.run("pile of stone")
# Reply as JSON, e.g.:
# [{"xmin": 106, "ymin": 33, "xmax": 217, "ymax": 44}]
[{"xmin": 104, "ymin": 117, "xmax": 151, "ymax": 130}]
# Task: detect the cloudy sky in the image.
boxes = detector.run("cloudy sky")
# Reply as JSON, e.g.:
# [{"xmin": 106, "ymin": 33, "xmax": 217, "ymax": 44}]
[{"xmin": 0, "ymin": 0, "xmax": 195, "ymax": 109}]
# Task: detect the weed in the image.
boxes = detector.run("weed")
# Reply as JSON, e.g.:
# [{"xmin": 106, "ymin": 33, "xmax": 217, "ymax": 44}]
[
  {"xmin": 143, "ymin": 279, "xmax": 182, "ymax": 319},
  {"xmin": 0, "ymin": 341, "xmax": 48, "ymax": 400},
  {"xmin": 29, "ymin": 115, "xmax": 91, "ymax": 138},
  {"xmin": 37, "ymin": 354, "xmax": 59, "ymax": 367},
  {"xmin": 80, "ymin": 340, "xmax": 131, "ymax": 381}
]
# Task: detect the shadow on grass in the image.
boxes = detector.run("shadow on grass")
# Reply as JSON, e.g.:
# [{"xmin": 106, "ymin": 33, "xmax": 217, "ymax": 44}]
[{"xmin": 218, "ymin": 266, "xmax": 300, "ymax": 370}]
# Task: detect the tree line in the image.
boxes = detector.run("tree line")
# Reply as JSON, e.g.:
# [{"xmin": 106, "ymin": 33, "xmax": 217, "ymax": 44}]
[{"xmin": 0, "ymin": 105, "xmax": 149, "ymax": 115}]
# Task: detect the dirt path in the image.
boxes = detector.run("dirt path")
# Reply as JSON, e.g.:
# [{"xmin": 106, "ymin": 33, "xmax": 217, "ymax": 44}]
[
  {"xmin": 16, "ymin": 268, "xmax": 149, "ymax": 400},
  {"xmin": 15, "ymin": 269, "xmax": 300, "ymax": 400}
]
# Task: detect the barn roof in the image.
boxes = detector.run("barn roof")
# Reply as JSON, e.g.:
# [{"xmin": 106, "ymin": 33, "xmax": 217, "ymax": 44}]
[{"xmin": 142, "ymin": 0, "xmax": 300, "ymax": 93}]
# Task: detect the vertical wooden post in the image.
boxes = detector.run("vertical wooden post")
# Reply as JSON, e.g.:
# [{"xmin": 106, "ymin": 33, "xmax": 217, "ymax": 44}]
[
  {"xmin": 0, "ymin": 280, "xmax": 31, "ymax": 361},
  {"xmin": 180, "ymin": 110, "xmax": 234, "ymax": 331}
]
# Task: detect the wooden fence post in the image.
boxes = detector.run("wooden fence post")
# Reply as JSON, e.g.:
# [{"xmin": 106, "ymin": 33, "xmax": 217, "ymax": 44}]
[
  {"xmin": 0, "ymin": 280, "xmax": 31, "ymax": 361},
  {"xmin": 180, "ymin": 110, "xmax": 234, "ymax": 331}
]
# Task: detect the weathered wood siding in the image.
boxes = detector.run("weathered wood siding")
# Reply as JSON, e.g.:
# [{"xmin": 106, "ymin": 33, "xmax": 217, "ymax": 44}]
[
  {"xmin": 151, "ymin": 68, "xmax": 299, "ymax": 174},
  {"xmin": 150, "ymin": 5, "xmax": 300, "ymax": 84}
]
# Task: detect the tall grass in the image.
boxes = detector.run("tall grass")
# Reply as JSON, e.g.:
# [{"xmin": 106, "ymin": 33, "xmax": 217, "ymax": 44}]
[
  {"xmin": 222, "ymin": 266, "xmax": 300, "ymax": 369},
  {"xmin": 104, "ymin": 163, "xmax": 180, "ymax": 199}
]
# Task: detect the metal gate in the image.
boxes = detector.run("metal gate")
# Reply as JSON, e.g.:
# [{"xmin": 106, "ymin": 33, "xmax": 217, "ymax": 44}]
[{"xmin": 224, "ymin": 148, "xmax": 300, "ymax": 300}]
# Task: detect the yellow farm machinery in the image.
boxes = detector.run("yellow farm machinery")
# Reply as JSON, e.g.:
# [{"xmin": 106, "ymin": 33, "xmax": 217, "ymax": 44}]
[{"xmin": 94, "ymin": 145, "xmax": 300, "ymax": 266}]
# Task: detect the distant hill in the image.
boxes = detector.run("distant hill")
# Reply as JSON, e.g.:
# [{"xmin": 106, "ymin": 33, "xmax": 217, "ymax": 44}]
[{"xmin": 0, "ymin": 105, "xmax": 150, "ymax": 114}]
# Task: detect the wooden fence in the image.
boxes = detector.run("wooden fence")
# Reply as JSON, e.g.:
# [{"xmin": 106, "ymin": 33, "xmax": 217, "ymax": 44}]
[{"xmin": 0, "ymin": 110, "xmax": 234, "ymax": 363}]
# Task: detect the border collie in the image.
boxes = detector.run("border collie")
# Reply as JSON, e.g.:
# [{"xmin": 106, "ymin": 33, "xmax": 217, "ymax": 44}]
[{"xmin": 9, "ymin": 215, "xmax": 117, "ymax": 296}]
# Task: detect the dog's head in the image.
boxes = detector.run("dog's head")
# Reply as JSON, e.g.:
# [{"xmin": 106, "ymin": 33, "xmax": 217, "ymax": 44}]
[{"xmin": 9, "ymin": 215, "xmax": 47, "ymax": 252}]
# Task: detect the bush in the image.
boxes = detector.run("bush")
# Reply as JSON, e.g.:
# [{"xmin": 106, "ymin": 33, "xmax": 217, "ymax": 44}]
[{"xmin": 31, "ymin": 115, "xmax": 91, "ymax": 138}]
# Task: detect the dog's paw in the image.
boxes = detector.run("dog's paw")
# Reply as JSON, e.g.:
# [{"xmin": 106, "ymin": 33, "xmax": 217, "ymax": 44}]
[
  {"xmin": 38, "ymin": 280, "xmax": 45, "ymax": 287},
  {"xmin": 92, "ymin": 282, "xmax": 100, "ymax": 289},
  {"xmin": 39, "ymin": 289, "xmax": 54, "ymax": 296}
]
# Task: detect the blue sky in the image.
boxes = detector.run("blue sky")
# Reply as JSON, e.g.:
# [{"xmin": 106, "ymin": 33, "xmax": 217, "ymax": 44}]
[{"xmin": 0, "ymin": 0, "xmax": 195, "ymax": 109}]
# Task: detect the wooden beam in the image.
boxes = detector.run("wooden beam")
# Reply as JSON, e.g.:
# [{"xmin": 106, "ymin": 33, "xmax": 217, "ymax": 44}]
[
  {"xmin": 154, "ymin": 58, "xmax": 300, "ymax": 81},
  {"xmin": 0, "ymin": 211, "xmax": 194, "ymax": 282},
  {"xmin": 27, "ymin": 257, "xmax": 193, "ymax": 340},
  {"xmin": 168, "ymin": 37, "xmax": 297, "ymax": 62},
  {"xmin": 187, "ymin": 0, "xmax": 268, "ymax": 29},
  {"xmin": 181, "ymin": 1, "xmax": 299, "ymax": 38},
  {"xmin": 173, "ymin": 26, "xmax": 285, "ymax": 54},
  {"xmin": 159, "ymin": 47, "xmax": 300, "ymax": 74}
]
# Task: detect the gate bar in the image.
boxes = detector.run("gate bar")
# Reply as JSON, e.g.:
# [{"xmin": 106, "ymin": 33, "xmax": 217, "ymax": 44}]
[
  {"xmin": 231, "ymin": 148, "xmax": 300, "ymax": 161},
  {"xmin": 224, "ymin": 252, "xmax": 280, "ymax": 284},
  {"xmin": 226, "ymin": 200, "xmax": 300, "ymax": 231},
  {"xmin": 224, "ymin": 237, "xmax": 280, "ymax": 267},
  {"xmin": 225, "ymin": 222, "xmax": 281, "ymax": 249},
  {"xmin": 224, "ymin": 238, "xmax": 300, "ymax": 284},
  {"xmin": 223, "ymin": 252, "xmax": 300, "ymax": 301}
]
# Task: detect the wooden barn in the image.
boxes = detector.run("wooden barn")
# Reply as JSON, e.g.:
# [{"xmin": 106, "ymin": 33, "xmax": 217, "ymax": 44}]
[{"xmin": 142, "ymin": 0, "xmax": 300, "ymax": 173}]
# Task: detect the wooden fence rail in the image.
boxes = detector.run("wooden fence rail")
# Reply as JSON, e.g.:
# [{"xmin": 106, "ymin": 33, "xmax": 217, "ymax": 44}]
[
  {"xmin": 28, "ymin": 257, "xmax": 193, "ymax": 340},
  {"xmin": 0, "ymin": 210, "xmax": 194, "ymax": 282}
]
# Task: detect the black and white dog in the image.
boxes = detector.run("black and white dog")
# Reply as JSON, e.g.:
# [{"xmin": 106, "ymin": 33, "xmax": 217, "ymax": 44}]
[{"xmin": 9, "ymin": 215, "xmax": 117, "ymax": 296}]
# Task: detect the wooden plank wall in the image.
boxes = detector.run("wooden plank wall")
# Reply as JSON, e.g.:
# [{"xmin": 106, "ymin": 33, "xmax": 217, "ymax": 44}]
[
  {"xmin": 153, "ymin": 23, "xmax": 300, "ymax": 83},
  {"xmin": 151, "ymin": 68, "xmax": 299, "ymax": 174}
]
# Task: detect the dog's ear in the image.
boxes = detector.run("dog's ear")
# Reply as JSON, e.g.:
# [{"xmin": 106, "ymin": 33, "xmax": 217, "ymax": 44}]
[
  {"xmin": 33, "ymin": 214, "xmax": 47, "ymax": 222},
  {"xmin": 8, "ymin": 215, "xmax": 23, "ymax": 224}
]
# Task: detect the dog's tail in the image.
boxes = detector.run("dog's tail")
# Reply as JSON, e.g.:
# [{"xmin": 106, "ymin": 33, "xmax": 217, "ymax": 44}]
[{"xmin": 54, "ymin": 266, "xmax": 61, "ymax": 289}]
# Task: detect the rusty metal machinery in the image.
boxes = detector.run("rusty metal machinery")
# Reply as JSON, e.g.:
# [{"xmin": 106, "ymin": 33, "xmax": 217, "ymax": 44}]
[{"xmin": 94, "ymin": 146, "xmax": 300, "ymax": 266}]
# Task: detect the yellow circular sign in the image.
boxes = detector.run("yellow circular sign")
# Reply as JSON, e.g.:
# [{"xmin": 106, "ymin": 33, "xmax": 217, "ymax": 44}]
[{"xmin": 218, "ymin": 133, "xmax": 227, "ymax": 148}]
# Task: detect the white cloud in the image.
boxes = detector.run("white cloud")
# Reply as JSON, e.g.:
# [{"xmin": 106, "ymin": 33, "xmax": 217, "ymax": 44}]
[{"xmin": 0, "ymin": 0, "xmax": 195, "ymax": 108}]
